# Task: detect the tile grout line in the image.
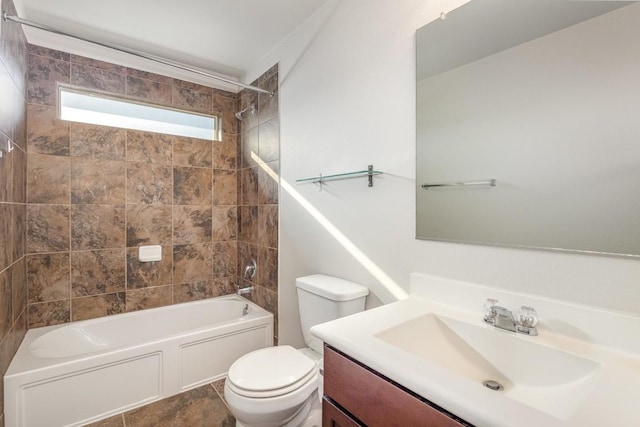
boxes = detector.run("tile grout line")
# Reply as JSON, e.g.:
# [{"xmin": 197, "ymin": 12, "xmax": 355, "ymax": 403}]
[{"xmin": 210, "ymin": 380, "xmax": 234, "ymax": 414}]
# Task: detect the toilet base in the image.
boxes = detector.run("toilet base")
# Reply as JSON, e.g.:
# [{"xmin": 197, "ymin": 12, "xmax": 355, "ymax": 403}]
[
  {"xmin": 300, "ymin": 407, "xmax": 321, "ymax": 427},
  {"xmin": 235, "ymin": 390, "xmax": 321, "ymax": 427},
  {"xmin": 295, "ymin": 389, "xmax": 321, "ymax": 427}
]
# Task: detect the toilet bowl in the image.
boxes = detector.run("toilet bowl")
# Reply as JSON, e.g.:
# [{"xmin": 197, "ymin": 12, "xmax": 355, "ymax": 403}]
[
  {"xmin": 224, "ymin": 275, "xmax": 368, "ymax": 427},
  {"xmin": 224, "ymin": 346, "xmax": 322, "ymax": 427}
]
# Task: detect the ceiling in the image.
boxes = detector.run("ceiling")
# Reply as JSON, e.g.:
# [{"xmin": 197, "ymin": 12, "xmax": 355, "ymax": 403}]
[{"xmin": 12, "ymin": 0, "xmax": 328, "ymax": 88}]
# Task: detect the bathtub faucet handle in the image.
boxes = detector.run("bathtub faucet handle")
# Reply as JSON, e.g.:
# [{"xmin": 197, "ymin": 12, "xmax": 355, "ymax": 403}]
[{"xmin": 243, "ymin": 259, "xmax": 257, "ymax": 279}]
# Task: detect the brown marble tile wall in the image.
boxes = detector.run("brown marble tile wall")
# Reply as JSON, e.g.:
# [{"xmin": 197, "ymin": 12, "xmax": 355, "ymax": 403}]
[
  {"xmin": 237, "ymin": 65, "xmax": 280, "ymax": 341},
  {"xmin": 0, "ymin": 0, "xmax": 28, "ymax": 423},
  {"xmin": 25, "ymin": 44, "xmax": 242, "ymax": 327}
]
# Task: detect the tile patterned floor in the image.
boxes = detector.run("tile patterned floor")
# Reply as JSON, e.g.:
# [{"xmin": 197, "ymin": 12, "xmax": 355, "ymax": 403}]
[{"xmin": 83, "ymin": 379, "xmax": 234, "ymax": 427}]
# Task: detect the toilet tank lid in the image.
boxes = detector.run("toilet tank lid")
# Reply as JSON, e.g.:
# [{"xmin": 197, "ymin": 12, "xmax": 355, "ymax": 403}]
[{"xmin": 296, "ymin": 274, "xmax": 369, "ymax": 301}]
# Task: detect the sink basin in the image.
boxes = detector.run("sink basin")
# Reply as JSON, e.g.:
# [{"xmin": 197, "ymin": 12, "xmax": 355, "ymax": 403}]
[{"xmin": 375, "ymin": 313, "xmax": 601, "ymax": 420}]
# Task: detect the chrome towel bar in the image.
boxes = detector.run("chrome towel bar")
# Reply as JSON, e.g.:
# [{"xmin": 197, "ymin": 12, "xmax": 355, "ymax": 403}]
[{"xmin": 422, "ymin": 179, "xmax": 496, "ymax": 189}]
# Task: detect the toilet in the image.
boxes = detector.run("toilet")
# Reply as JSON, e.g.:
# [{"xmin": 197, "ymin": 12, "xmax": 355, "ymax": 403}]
[{"xmin": 224, "ymin": 274, "xmax": 369, "ymax": 427}]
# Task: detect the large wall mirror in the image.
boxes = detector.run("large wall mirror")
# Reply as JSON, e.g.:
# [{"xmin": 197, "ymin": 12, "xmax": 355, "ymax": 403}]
[{"xmin": 416, "ymin": 0, "xmax": 640, "ymax": 258}]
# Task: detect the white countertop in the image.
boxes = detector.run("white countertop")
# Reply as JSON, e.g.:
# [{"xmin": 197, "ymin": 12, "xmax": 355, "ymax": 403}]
[{"xmin": 311, "ymin": 274, "xmax": 640, "ymax": 427}]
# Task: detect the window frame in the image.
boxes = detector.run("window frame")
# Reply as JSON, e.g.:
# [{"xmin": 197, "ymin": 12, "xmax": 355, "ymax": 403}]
[{"xmin": 57, "ymin": 83, "xmax": 221, "ymax": 141}]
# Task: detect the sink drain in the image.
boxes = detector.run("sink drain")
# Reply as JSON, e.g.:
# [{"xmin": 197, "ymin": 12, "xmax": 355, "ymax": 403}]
[{"xmin": 482, "ymin": 380, "xmax": 504, "ymax": 391}]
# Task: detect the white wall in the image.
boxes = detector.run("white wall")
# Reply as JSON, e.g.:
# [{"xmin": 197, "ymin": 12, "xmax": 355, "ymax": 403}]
[{"xmin": 245, "ymin": 0, "xmax": 640, "ymax": 347}]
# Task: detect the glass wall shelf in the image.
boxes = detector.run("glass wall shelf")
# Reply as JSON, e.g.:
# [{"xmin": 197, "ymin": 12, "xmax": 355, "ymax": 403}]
[{"xmin": 296, "ymin": 165, "xmax": 383, "ymax": 188}]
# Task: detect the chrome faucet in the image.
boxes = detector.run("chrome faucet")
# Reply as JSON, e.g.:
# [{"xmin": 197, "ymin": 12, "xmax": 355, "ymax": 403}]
[
  {"xmin": 237, "ymin": 285, "xmax": 254, "ymax": 296},
  {"xmin": 487, "ymin": 305, "xmax": 517, "ymax": 332},
  {"xmin": 243, "ymin": 259, "xmax": 257, "ymax": 279},
  {"xmin": 483, "ymin": 299, "xmax": 538, "ymax": 336},
  {"xmin": 238, "ymin": 260, "xmax": 256, "ymax": 297}
]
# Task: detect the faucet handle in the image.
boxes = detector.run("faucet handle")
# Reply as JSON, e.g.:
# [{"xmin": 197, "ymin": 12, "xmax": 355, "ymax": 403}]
[
  {"xmin": 483, "ymin": 298, "xmax": 499, "ymax": 322},
  {"xmin": 243, "ymin": 259, "xmax": 257, "ymax": 279},
  {"xmin": 517, "ymin": 306, "xmax": 538, "ymax": 328}
]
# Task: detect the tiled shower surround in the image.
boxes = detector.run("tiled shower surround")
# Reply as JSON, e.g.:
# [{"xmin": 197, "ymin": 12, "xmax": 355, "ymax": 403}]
[
  {"xmin": 0, "ymin": 0, "xmax": 279, "ymax": 420},
  {"xmin": 237, "ymin": 66, "xmax": 280, "ymax": 338},
  {"xmin": 0, "ymin": 0, "xmax": 28, "ymax": 424},
  {"xmin": 24, "ymin": 45, "xmax": 279, "ymax": 332}
]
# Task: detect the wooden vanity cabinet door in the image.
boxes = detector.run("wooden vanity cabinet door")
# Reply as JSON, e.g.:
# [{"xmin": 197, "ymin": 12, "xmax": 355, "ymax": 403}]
[
  {"xmin": 323, "ymin": 397, "xmax": 363, "ymax": 427},
  {"xmin": 324, "ymin": 345, "xmax": 468, "ymax": 427}
]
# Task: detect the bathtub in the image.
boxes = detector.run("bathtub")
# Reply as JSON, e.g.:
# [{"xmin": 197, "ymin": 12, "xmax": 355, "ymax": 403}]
[{"xmin": 4, "ymin": 295, "xmax": 273, "ymax": 427}]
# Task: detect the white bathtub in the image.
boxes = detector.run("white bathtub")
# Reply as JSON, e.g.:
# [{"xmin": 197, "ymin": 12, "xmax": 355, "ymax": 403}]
[{"xmin": 4, "ymin": 295, "xmax": 273, "ymax": 427}]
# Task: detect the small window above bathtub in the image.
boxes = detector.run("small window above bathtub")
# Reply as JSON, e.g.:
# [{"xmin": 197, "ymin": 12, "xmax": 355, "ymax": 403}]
[{"xmin": 58, "ymin": 86, "xmax": 220, "ymax": 141}]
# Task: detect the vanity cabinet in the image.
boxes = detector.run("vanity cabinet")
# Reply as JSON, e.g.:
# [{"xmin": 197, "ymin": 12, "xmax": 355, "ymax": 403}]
[
  {"xmin": 323, "ymin": 397, "xmax": 362, "ymax": 427},
  {"xmin": 323, "ymin": 345, "xmax": 472, "ymax": 427}
]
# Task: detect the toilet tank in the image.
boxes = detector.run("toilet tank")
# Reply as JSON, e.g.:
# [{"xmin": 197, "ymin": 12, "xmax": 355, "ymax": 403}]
[{"xmin": 296, "ymin": 274, "xmax": 369, "ymax": 353}]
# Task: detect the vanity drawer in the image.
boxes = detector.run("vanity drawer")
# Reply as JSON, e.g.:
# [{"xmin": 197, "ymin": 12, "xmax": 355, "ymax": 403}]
[
  {"xmin": 324, "ymin": 345, "xmax": 468, "ymax": 427},
  {"xmin": 323, "ymin": 397, "xmax": 362, "ymax": 427}
]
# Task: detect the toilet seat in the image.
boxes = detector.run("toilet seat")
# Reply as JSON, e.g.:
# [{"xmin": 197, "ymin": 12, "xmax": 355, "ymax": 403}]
[{"xmin": 227, "ymin": 346, "xmax": 318, "ymax": 399}]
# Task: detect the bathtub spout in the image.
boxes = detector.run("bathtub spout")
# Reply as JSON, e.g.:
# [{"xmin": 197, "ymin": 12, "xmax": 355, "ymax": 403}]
[{"xmin": 237, "ymin": 285, "xmax": 254, "ymax": 296}]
